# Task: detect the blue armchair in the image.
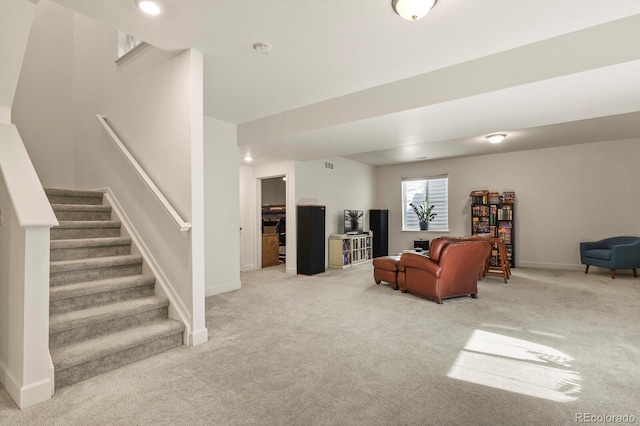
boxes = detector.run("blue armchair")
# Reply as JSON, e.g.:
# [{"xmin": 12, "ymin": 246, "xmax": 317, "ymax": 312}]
[{"xmin": 580, "ymin": 236, "xmax": 640, "ymax": 279}]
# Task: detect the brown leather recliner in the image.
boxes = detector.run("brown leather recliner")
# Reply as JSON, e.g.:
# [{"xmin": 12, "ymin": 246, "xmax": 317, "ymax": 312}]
[{"xmin": 397, "ymin": 238, "xmax": 491, "ymax": 304}]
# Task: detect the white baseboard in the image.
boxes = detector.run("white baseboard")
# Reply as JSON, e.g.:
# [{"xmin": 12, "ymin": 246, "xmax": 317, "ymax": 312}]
[
  {"xmin": 205, "ymin": 280, "xmax": 241, "ymax": 297},
  {"xmin": 190, "ymin": 328, "xmax": 209, "ymax": 346},
  {"xmin": 286, "ymin": 266, "xmax": 297, "ymax": 275},
  {"xmin": 0, "ymin": 359, "xmax": 51, "ymax": 409}
]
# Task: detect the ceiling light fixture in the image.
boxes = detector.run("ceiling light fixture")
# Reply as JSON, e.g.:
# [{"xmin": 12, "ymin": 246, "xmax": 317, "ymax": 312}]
[
  {"xmin": 244, "ymin": 154, "xmax": 252, "ymax": 162},
  {"xmin": 391, "ymin": 0, "xmax": 437, "ymax": 21},
  {"xmin": 136, "ymin": 0, "xmax": 162, "ymax": 15},
  {"xmin": 486, "ymin": 133, "xmax": 507, "ymax": 144}
]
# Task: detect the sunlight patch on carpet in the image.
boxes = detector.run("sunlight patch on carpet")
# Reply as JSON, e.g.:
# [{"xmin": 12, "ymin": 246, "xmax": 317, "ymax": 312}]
[{"xmin": 448, "ymin": 330, "xmax": 581, "ymax": 402}]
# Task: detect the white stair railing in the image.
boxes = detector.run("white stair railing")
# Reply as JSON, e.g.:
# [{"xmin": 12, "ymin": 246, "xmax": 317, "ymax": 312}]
[{"xmin": 96, "ymin": 114, "xmax": 191, "ymax": 232}]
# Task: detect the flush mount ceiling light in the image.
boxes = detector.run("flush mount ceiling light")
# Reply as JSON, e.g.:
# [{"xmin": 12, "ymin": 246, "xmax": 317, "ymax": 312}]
[
  {"xmin": 136, "ymin": 0, "xmax": 162, "ymax": 15},
  {"xmin": 486, "ymin": 133, "xmax": 507, "ymax": 144},
  {"xmin": 244, "ymin": 154, "xmax": 253, "ymax": 162},
  {"xmin": 391, "ymin": 0, "xmax": 437, "ymax": 21}
]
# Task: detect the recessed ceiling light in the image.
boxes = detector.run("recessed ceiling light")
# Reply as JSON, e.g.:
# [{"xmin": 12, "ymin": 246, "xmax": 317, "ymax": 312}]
[
  {"xmin": 486, "ymin": 133, "xmax": 507, "ymax": 144},
  {"xmin": 136, "ymin": 0, "xmax": 161, "ymax": 15},
  {"xmin": 244, "ymin": 154, "xmax": 253, "ymax": 162}
]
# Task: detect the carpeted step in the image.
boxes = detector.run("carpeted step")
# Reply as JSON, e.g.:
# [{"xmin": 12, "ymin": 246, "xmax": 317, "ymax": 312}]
[
  {"xmin": 49, "ymin": 296, "xmax": 170, "ymax": 349},
  {"xmin": 45, "ymin": 188, "xmax": 104, "ymax": 206},
  {"xmin": 46, "ymin": 187, "xmax": 185, "ymax": 390},
  {"xmin": 51, "ymin": 319, "xmax": 184, "ymax": 389},
  {"xmin": 51, "ymin": 237, "xmax": 132, "ymax": 261},
  {"xmin": 51, "ymin": 203, "xmax": 112, "ymax": 221},
  {"xmin": 50, "ymin": 274, "xmax": 156, "ymax": 314},
  {"xmin": 51, "ymin": 220, "xmax": 121, "ymax": 240},
  {"xmin": 50, "ymin": 255, "xmax": 143, "ymax": 286}
]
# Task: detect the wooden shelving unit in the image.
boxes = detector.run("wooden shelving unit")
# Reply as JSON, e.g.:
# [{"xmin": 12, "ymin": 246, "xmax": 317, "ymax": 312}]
[{"xmin": 328, "ymin": 232, "xmax": 373, "ymax": 269}]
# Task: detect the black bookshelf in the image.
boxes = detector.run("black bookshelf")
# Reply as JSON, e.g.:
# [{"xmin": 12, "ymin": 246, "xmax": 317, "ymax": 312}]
[{"xmin": 470, "ymin": 190, "xmax": 516, "ymax": 268}]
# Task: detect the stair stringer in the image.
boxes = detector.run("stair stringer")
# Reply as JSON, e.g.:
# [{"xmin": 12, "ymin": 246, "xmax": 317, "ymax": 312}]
[{"xmin": 98, "ymin": 188, "xmax": 192, "ymax": 346}]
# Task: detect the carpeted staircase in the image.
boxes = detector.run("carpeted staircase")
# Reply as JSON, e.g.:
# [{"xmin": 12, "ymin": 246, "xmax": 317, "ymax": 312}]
[{"xmin": 46, "ymin": 188, "xmax": 185, "ymax": 389}]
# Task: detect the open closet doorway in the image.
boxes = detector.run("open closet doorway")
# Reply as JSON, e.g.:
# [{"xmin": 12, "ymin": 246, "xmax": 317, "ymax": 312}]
[{"xmin": 260, "ymin": 176, "xmax": 286, "ymax": 269}]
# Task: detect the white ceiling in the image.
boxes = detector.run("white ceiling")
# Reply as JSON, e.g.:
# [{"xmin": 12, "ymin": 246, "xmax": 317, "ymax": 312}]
[{"xmin": 50, "ymin": 0, "xmax": 640, "ymax": 166}]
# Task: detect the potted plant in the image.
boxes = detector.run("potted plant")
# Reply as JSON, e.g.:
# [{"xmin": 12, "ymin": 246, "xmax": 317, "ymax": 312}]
[{"xmin": 410, "ymin": 197, "xmax": 437, "ymax": 230}]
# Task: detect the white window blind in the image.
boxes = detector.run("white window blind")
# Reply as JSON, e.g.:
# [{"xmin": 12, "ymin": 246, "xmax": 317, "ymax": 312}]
[{"xmin": 401, "ymin": 176, "xmax": 449, "ymax": 231}]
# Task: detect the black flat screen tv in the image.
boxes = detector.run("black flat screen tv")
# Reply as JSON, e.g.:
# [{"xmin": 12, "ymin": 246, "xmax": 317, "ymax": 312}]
[{"xmin": 344, "ymin": 210, "xmax": 364, "ymax": 234}]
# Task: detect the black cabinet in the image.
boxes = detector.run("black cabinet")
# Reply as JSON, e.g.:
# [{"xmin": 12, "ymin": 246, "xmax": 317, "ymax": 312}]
[
  {"xmin": 297, "ymin": 205, "xmax": 326, "ymax": 275},
  {"xmin": 369, "ymin": 209, "xmax": 388, "ymax": 258}
]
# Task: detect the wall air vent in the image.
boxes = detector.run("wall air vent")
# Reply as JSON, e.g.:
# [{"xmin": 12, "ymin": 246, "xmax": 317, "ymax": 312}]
[{"xmin": 324, "ymin": 161, "xmax": 334, "ymax": 170}]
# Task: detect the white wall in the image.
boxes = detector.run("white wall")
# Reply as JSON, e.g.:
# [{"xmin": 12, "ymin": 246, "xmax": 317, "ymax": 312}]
[
  {"xmin": 204, "ymin": 115, "xmax": 240, "ymax": 295},
  {"xmin": 0, "ymin": 0, "xmax": 36, "ymax": 123},
  {"xmin": 13, "ymin": 8, "xmax": 208, "ymax": 344},
  {"xmin": 295, "ymin": 157, "xmax": 377, "ymax": 269},
  {"xmin": 12, "ymin": 0, "xmax": 74, "ymax": 187},
  {"xmin": 376, "ymin": 138, "xmax": 640, "ymax": 269},
  {"xmin": 296, "ymin": 157, "xmax": 376, "ymax": 235}
]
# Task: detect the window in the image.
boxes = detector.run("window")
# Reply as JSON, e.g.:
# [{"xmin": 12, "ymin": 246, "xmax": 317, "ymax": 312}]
[{"xmin": 402, "ymin": 176, "xmax": 449, "ymax": 231}]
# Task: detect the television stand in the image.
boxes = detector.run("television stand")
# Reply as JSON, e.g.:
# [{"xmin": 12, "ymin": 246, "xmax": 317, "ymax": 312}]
[{"xmin": 329, "ymin": 231, "xmax": 373, "ymax": 268}]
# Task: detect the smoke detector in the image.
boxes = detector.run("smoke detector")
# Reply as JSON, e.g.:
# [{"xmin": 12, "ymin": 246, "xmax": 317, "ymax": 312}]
[{"xmin": 253, "ymin": 42, "xmax": 272, "ymax": 55}]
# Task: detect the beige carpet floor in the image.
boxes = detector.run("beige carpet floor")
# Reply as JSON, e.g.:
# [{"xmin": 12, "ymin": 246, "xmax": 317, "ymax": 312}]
[{"xmin": 1, "ymin": 263, "xmax": 639, "ymax": 425}]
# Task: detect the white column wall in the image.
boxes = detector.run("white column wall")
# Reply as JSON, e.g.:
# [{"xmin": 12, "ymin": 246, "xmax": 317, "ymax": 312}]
[
  {"xmin": 239, "ymin": 164, "xmax": 256, "ymax": 272},
  {"xmin": 376, "ymin": 138, "xmax": 640, "ymax": 269},
  {"xmin": 0, "ymin": 123, "xmax": 58, "ymax": 408},
  {"xmin": 204, "ymin": 116, "xmax": 240, "ymax": 295}
]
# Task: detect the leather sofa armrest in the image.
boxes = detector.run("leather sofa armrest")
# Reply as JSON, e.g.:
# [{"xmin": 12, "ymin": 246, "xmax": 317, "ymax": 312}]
[
  {"xmin": 429, "ymin": 238, "xmax": 450, "ymax": 262},
  {"xmin": 399, "ymin": 253, "xmax": 441, "ymax": 277}
]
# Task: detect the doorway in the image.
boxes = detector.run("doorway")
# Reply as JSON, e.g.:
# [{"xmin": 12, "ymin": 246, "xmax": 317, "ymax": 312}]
[{"xmin": 260, "ymin": 176, "xmax": 286, "ymax": 269}]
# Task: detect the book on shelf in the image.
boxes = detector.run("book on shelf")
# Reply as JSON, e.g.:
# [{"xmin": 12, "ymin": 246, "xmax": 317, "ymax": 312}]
[
  {"xmin": 502, "ymin": 191, "xmax": 516, "ymax": 203},
  {"xmin": 473, "ymin": 218, "xmax": 490, "ymax": 234},
  {"xmin": 497, "ymin": 206, "xmax": 513, "ymax": 220},
  {"xmin": 489, "ymin": 192, "xmax": 500, "ymax": 204},
  {"xmin": 470, "ymin": 190, "xmax": 489, "ymax": 204},
  {"xmin": 498, "ymin": 223, "xmax": 512, "ymax": 244}
]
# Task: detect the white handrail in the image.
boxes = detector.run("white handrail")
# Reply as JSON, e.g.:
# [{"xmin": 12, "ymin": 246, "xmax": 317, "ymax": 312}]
[{"xmin": 96, "ymin": 114, "xmax": 192, "ymax": 232}]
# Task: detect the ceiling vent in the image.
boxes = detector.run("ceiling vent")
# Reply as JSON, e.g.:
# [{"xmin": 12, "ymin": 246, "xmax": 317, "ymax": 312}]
[{"xmin": 324, "ymin": 161, "xmax": 334, "ymax": 170}]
